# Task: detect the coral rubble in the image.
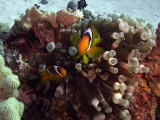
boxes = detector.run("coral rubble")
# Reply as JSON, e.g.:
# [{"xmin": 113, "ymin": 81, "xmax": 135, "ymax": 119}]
[{"xmin": 3, "ymin": 5, "xmax": 159, "ymax": 120}]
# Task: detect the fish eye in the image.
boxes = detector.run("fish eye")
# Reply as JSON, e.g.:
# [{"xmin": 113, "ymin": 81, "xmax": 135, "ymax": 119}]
[{"xmin": 57, "ymin": 67, "xmax": 62, "ymax": 73}]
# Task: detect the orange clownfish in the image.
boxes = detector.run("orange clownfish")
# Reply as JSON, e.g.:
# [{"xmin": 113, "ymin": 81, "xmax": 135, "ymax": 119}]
[
  {"xmin": 72, "ymin": 26, "xmax": 104, "ymax": 64},
  {"xmin": 41, "ymin": 65, "xmax": 67, "ymax": 83}
]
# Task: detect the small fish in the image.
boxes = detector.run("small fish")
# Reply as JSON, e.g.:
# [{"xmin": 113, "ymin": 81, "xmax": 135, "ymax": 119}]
[
  {"xmin": 78, "ymin": 0, "xmax": 88, "ymax": 10},
  {"xmin": 41, "ymin": 65, "xmax": 67, "ymax": 83},
  {"xmin": 72, "ymin": 26, "xmax": 104, "ymax": 64},
  {"xmin": 34, "ymin": 4, "xmax": 40, "ymax": 9}
]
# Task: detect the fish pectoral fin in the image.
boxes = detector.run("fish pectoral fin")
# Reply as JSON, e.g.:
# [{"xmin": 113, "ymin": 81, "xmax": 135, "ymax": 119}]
[
  {"xmin": 53, "ymin": 77, "xmax": 62, "ymax": 83},
  {"xmin": 92, "ymin": 38, "xmax": 103, "ymax": 47},
  {"xmin": 91, "ymin": 26, "xmax": 100, "ymax": 39},
  {"xmin": 83, "ymin": 54, "xmax": 90, "ymax": 64},
  {"xmin": 87, "ymin": 47, "xmax": 104, "ymax": 58},
  {"xmin": 74, "ymin": 54, "xmax": 82, "ymax": 61},
  {"xmin": 72, "ymin": 33, "xmax": 80, "ymax": 48},
  {"xmin": 41, "ymin": 78, "xmax": 46, "ymax": 84}
]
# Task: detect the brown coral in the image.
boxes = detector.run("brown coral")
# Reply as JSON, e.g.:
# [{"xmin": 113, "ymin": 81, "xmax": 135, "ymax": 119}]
[{"xmin": 16, "ymin": 6, "xmax": 81, "ymax": 32}]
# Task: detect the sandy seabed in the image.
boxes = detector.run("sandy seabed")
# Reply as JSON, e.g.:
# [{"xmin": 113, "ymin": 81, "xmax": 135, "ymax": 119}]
[{"xmin": 0, "ymin": 0, "xmax": 159, "ymax": 30}]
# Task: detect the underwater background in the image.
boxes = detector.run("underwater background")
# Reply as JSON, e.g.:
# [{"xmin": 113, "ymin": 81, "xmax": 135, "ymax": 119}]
[{"xmin": 0, "ymin": 0, "xmax": 160, "ymax": 120}]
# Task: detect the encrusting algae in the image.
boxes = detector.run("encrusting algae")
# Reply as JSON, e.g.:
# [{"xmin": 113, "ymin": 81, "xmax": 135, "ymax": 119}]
[{"xmin": 0, "ymin": 1, "xmax": 158, "ymax": 120}]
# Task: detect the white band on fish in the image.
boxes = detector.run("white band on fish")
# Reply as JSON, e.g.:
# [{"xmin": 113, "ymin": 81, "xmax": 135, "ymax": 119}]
[
  {"xmin": 54, "ymin": 65, "xmax": 63, "ymax": 77},
  {"xmin": 47, "ymin": 68, "xmax": 55, "ymax": 77},
  {"xmin": 84, "ymin": 28, "xmax": 93, "ymax": 51}
]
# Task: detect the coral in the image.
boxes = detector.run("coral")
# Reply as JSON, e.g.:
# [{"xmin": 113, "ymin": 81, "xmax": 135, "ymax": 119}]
[
  {"xmin": 156, "ymin": 23, "xmax": 160, "ymax": 47},
  {"xmin": 0, "ymin": 53, "xmax": 5, "ymax": 66},
  {"xmin": 140, "ymin": 23, "xmax": 160, "ymax": 97},
  {"xmin": 0, "ymin": 23, "xmax": 10, "ymax": 33},
  {"xmin": 0, "ymin": 54, "xmax": 21, "ymax": 101},
  {"xmin": 0, "ymin": 41, "xmax": 5, "ymax": 56},
  {"xmin": 18, "ymin": 86, "xmax": 35, "ymax": 110},
  {"xmin": 130, "ymin": 86, "xmax": 157, "ymax": 120},
  {"xmin": 0, "ymin": 54, "xmax": 24, "ymax": 120},
  {"xmin": 4, "ymin": 5, "xmax": 158, "ymax": 120},
  {"xmin": 83, "ymin": 9, "xmax": 92, "ymax": 19},
  {"xmin": 15, "ymin": 6, "xmax": 81, "ymax": 32},
  {"xmin": 156, "ymin": 99, "xmax": 160, "ymax": 120},
  {"xmin": 15, "ymin": 6, "xmax": 56, "ymax": 31},
  {"xmin": 0, "ymin": 97, "xmax": 24, "ymax": 120},
  {"xmin": 5, "ymin": 6, "xmax": 82, "ymax": 60},
  {"xmin": 56, "ymin": 9, "xmax": 83, "ymax": 26},
  {"xmin": 0, "ymin": 23, "xmax": 10, "ymax": 45},
  {"xmin": 67, "ymin": 0, "xmax": 78, "ymax": 10}
]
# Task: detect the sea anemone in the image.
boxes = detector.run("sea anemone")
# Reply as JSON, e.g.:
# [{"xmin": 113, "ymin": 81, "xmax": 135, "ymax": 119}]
[{"xmin": 53, "ymin": 13, "xmax": 156, "ymax": 120}]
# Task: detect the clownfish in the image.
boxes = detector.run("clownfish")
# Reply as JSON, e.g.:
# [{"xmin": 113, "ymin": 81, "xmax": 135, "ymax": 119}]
[
  {"xmin": 72, "ymin": 26, "xmax": 104, "ymax": 64},
  {"xmin": 41, "ymin": 65, "xmax": 67, "ymax": 83}
]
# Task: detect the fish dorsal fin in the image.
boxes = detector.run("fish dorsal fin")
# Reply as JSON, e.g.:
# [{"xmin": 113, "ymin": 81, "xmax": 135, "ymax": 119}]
[
  {"xmin": 72, "ymin": 33, "xmax": 80, "ymax": 48},
  {"xmin": 54, "ymin": 65, "xmax": 63, "ymax": 77},
  {"xmin": 90, "ymin": 26, "xmax": 103, "ymax": 47},
  {"xmin": 91, "ymin": 26, "xmax": 100, "ymax": 39}
]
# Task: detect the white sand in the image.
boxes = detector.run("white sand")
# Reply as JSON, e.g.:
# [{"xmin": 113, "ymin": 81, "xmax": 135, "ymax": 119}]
[{"xmin": 0, "ymin": 0, "xmax": 159, "ymax": 31}]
